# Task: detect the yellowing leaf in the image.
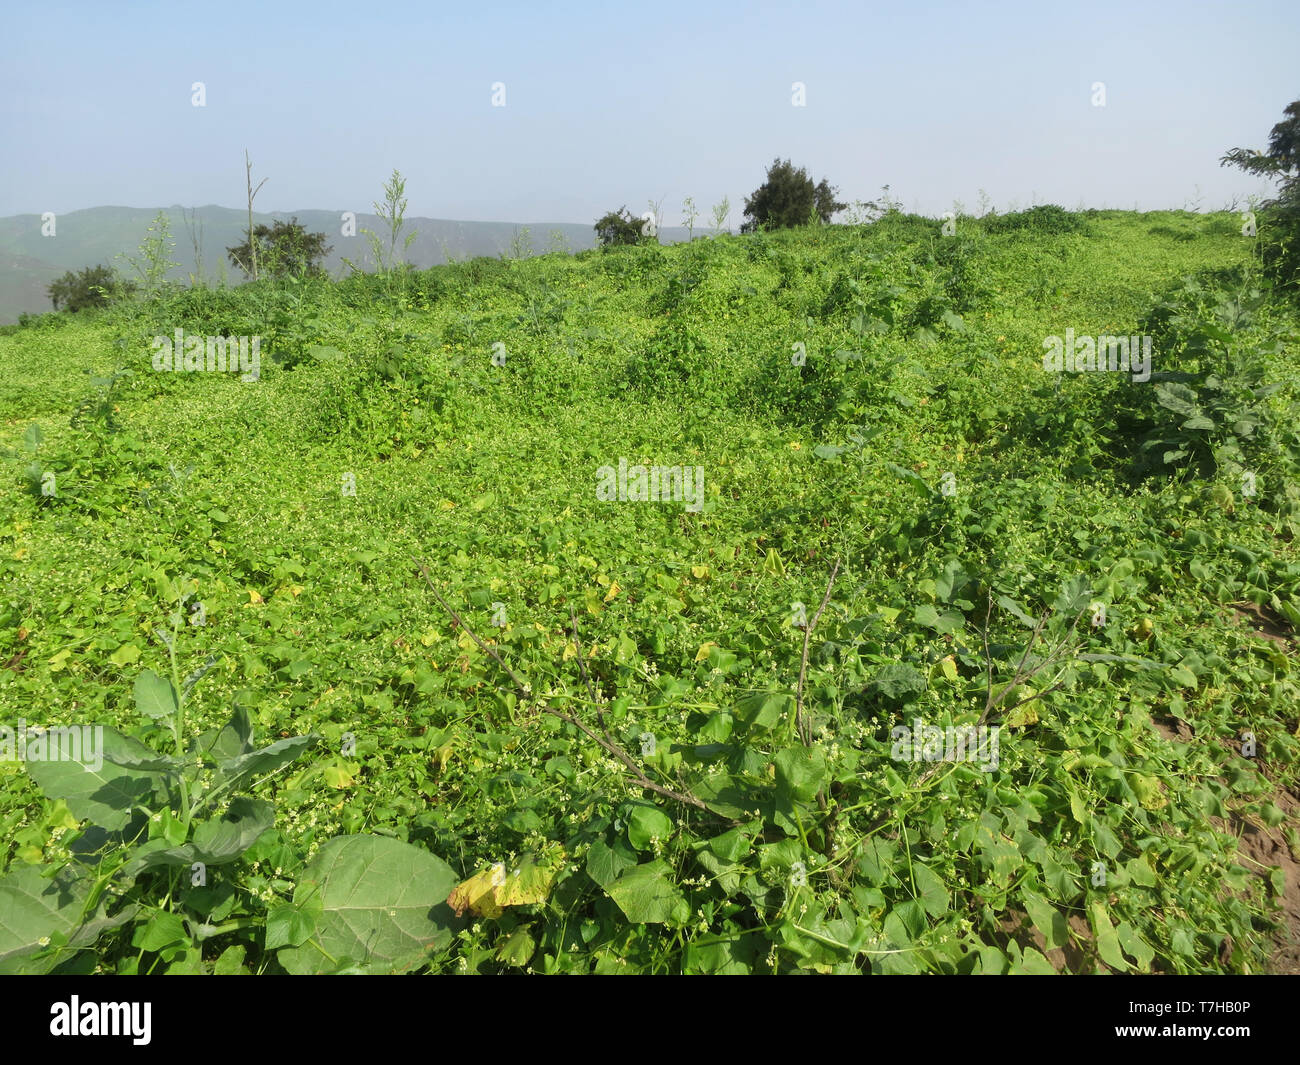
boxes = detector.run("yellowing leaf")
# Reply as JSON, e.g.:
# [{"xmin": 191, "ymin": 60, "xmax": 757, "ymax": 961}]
[
  {"xmin": 695, "ymin": 642, "xmax": 718, "ymax": 662},
  {"xmin": 245, "ymin": 589, "xmax": 264, "ymax": 605},
  {"xmin": 448, "ymin": 863, "xmax": 507, "ymax": 918},
  {"xmin": 763, "ymin": 549, "xmax": 786, "ymax": 577},
  {"xmin": 1132, "ymin": 774, "xmax": 1167, "ymax": 811},
  {"xmin": 323, "ymin": 763, "xmax": 358, "ymax": 789},
  {"xmin": 494, "ymin": 860, "xmax": 560, "ymax": 909},
  {"xmin": 447, "ymin": 854, "xmax": 563, "ymax": 919},
  {"xmin": 562, "ymin": 640, "xmax": 578, "ymax": 661},
  {"xmin": 691, "ymin": 565, "xmax": 710, "ymax": 580},
  {"xmin": 420, "ymin": 631, "xmax": 438, "ymax": 647},
  {"xmin": 604, "ymin": 581, "xmax": 621, "ymax": 602},
  {"xmin": 1004, "ymin": 699, "xmax": 1039, "ymax": 729},
  {"xmin": 936, "ymin": 655, "xmax": 959, "ymax": 682}
]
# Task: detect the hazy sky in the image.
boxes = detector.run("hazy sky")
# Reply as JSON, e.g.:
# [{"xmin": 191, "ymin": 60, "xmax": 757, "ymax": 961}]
[{"xmin": 3, "ymin": 0, "xmax": 1296, "ymax": 224}]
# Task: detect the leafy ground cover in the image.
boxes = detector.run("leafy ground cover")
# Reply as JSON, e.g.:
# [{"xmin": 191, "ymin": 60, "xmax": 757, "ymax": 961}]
[{"xmin": 0, "ymin": 207, "xmax": 1297, "ymax": 974}]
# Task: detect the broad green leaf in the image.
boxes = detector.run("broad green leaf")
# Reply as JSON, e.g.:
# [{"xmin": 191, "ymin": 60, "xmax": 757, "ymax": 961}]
[
  {"xmin": 585, "ymin": 838, "xmax": 637, "ymax": 889},
  {"xmin": 134, "ymin": 670, "xmax": 178, "ymax": 721},
  {"xmin": 133, "ymin": 910, "xmax": 188, "ymax": 953},
  {"xmin": 857, "ymin": 836, "xmax": 898, "ymax": 885},
  {"xmin": 265, "ymin": 903, "xmax": 317, "ymax": 950},
  {"xmin": 604, "ymin": 860, "xmax": 687, "ymax": 924},
  {"xmin": 867, "ymin": 663, "xmax": 928, "ymax": 700},
  {"xmin": 911, "ymin": 862, "xmax": 949, "ymax": 917},
  {"xmin": 773, "ymin": 745, "xmax": 827, "ymax": 803},
  {"xmin": 123, "ymin": 798, "xmax": 275, "ymax": 876},
  {"xmin": 1089, "ymin": 901, "xmax": 1130, "ymax": 971},
  {"xmin": 194, "ymin": 701, "xmax": 255, "ymax": 763},
  {"xmin": 886, "ymin": 462, "xmax": 933, "ymax": 499},
  {"xmin": 1010, "ymin": 945, "xmax": 1056, "ymax": 974},
  {"xmin": 1052, "ymin": 576, "xmax": 1092, "ymax": 615},
  {"xmin": 1117, "ymin": 921, "xmax": 1154, "ymax": 970},
  {"xmin": 0, "ymin": 865, "xmax": 135, "ymax": 973},
  {"xmin": 213, "ymin": 944, "xmax": 250, "ymax": 974},
  {"xmin": 494, "ymin": 929, "xmax": 536, "ymax": 967},
  {"xmin": 627, "ymin": 803, "xmax": 672, "ymax": 850},
  {"xmin": 914, "ymin": 604, "xmax": 963, "ymax": 633},
  {"xmin": 996, "ymin": 595, "xmax": 1038, "ymax": 628},
  {"xmin": 24, "ymin": 727, "xmax": 162, "ymax": 831},
  {"xmin": 277, "ymin": 835, "xmax": 461, "ymax": 975},
  {"xmin": 732, "ymin": 691, "xmax": 790, "ymax": 732},
  {"xmin": 1154, "ymin": 383, "xmax": 1200, "ymax": 418},
  {"xmin": 1021, "ymin": 890, "xmax": 1067, "ymax": 950}
]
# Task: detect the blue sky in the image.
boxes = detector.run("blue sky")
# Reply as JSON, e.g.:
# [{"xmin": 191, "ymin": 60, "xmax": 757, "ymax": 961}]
[{"xmin": 3, "ymin": 0, "xmax": 1297, "ymax": 223}]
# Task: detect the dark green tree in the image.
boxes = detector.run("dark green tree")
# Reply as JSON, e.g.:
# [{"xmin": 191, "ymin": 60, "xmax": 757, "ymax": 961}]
[
  {"xmin": 1222, "ymin": 100, "xmax": 1300, "ymax": 291},
  {"xmin": 594, "ymin": 206, "xmax": 648, "ymax": 247},
  {"xmin": 1221, "ymin": 100, "xmax": 1300, "ymax": 184},
  {"xmin": 741, "ymin": 158, "xmax": 847, "ymax": 233},
  {"xmin": 226, "ymin": 217, "xmax": 333, "ymax": 279},
  {"xmin": 46, "ymin": 264, "xmax": 130, "ymax": 312}
]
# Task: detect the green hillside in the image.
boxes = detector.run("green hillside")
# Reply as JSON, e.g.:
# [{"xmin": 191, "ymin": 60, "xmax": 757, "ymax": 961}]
[{"xmin": 1, "ymin": 208, "xmax": 1297, "ymax": 975}]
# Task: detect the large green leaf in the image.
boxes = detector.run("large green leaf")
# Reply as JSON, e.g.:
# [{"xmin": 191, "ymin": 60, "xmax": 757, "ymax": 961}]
[
  {"xmin": 732, "ymin": 691, "xmax": 791, "ymax": 733},
  {"xmin": 866, "ymin": 663, "xmax": 928, "ymax": 701},
  {"xmin": 194, "ymin": 701, "xmax": 255, "ymax": 763},
  {"xmin": 24, "ymin": 727, "xmax": 163, "ymax": 831},
  {"xmin": 123, "ymin": 798, "xmax": 275, "ymax": 876},
  {"xmin": 134, "ymin": 669, "xmax": 179, "ymax": 721},
  {"xmin": 913, "ymin": 604, "xmax": 964, "ymax": 634},
  {"xmin": 276, "ymin": 835, "xmax": 462, "ymax": 974},
  {"xmin": 773, "ymin": 746, "xmax": 827, "ymax": 803},
  {"xmin": 1154, "ymin": 382, "xmax": 1201, "ymax": 418},
  {"xmin": 626, "ymin": 802, "xmax": 673, "ymax": 851},
  {"xmin": 1021, "ymin": 889, "xmax": 1068, "ymax": 950},
  {"xmin": 0, "ymin": 864, "xmax": 136, "ymax": 973},
  {"xmin": 604, "ymin": 860, "xmax": 687, "ymax": 924},
  {"xmin": 585, "ymin": 838, "xmax": 637, "ymax": 889}
]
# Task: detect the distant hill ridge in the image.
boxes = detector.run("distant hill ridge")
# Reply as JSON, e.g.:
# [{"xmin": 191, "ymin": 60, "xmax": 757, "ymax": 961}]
[{"xmin": 0, "ymin": 205, "xmax": 702, "ymax": 322}]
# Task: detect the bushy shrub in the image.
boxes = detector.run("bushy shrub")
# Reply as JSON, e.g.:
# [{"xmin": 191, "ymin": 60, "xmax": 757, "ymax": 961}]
[
  {"xmin": 741, "ymin": 158, "xmax": 846, "ymax": 232},
  {"xmin": 594, "ymin": 206, "xmax": 649, "ymax": 247},
  {"xmin": 46, "ymin": 264, "xmax": 132, "ymax": 312},
  {"xmin": 982, "ymin": 204, "xmax": 1088, "ymax": 236}
]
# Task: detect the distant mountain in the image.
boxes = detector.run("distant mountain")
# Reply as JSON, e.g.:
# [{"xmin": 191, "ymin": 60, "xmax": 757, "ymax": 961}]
[{"xmin": 0, "ymin": 206, "xmax": 706, "ymax": 322}]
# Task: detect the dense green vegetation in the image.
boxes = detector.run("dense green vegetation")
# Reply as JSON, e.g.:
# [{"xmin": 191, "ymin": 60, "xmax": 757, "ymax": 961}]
[{"xmin": 1, "ymin": 204, "xmax": 1297, "ymax": 974}]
